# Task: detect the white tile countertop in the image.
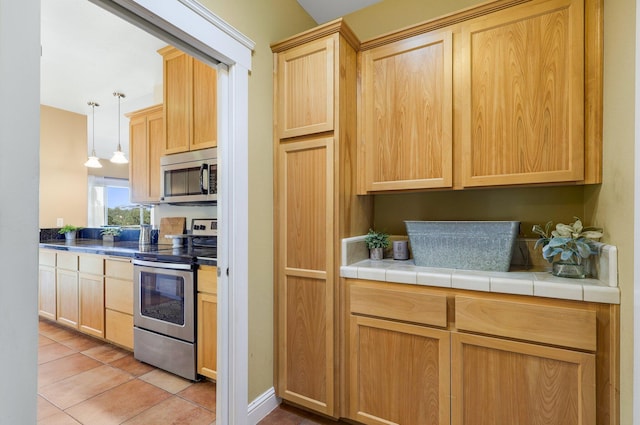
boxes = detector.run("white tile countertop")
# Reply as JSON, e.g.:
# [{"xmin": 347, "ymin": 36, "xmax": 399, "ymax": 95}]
[{"xmin": 340, "ymin": 236, "xmax": 620, "ymax": 304}]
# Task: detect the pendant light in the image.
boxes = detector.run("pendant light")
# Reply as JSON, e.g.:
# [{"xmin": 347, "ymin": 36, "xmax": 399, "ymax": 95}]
[
  {"xmin": 110, "ymin": 92, "xmax": 128, "ymax": 164},
  {"xmin": 84, "ymin": 101, "xmax": 102, "ymax": 168}
]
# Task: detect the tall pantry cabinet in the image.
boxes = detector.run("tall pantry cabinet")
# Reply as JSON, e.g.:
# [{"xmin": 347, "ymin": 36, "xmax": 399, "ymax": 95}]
[{"xmin": 271, "ymin": 20, "xmax": 371, "ymax": 417}]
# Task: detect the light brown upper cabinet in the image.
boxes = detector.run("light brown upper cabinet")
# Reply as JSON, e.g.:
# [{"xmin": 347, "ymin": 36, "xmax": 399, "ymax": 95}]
[
  {"xmin": 127, "ymin": 104, "xmax": 163, "ymax": 204},
  {"xmin": 276, "ymin": 37, "xmax": 334, "ymax": 139},
  {"xmin": 357, "ymin": 0, "xmax": 602, "ymax": 193},
  {"xmin": 359, "ymin": 30, "xmax": 453, "ymax": 192},
  {"xmin": 159, "ymin": 46, "xmax": 217, "ymax": 154},
  {"xmin": 459, "ymin": 0, "xmax": 585, "ymax": 187}
]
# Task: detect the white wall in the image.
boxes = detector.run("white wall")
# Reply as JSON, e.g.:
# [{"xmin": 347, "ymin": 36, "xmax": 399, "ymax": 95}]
[{"xmin": 0, "ymin": 0, "xmax": 40, "ymax": 422}]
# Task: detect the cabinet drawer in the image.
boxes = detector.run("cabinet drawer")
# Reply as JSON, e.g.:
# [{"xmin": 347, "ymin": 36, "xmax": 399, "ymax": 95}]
[
  {"xmin": 57, "ymin": 252, "xmax": 78, "ymax": 271},
  {"xmin": 79, "ymin": 254, "xmax": 104, "ymax": 274},
  {"xmin": 105, "ymin": 258, "xmax": 133, "ymax": 280},
  {"xmin": 350, "ymin": 281, "xmax": 447, "ymax": 328},
  {"xmin": 198, "ymin": 266, "xmax": 217, "ymax": 294},
  {"xmin": 39, "ymin": 250, "xmax": 56, "ymax": 267},
  {"xmin": 105, "ymin": 277, "xmax": 133, "ymax": 314},
  {"xmin": 455, "ymin": 295, "xmax": 597, "ymax": 351},
  {"xmin": 105, "ymin": 309, "xmax": 133, "ymax": 350}
]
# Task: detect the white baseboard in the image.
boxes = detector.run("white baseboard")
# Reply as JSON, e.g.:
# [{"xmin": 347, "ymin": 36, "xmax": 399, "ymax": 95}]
[{"xmin": 247, "ymin": 387, "xmax": 280, "ymax": 424}]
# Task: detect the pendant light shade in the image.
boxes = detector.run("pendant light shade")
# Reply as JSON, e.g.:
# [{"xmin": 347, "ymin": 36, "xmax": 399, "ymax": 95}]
[
  {"xmin": 84, "ymin": 101, "xmax": 102, "ymax": 169},
  {"xmin": 110, "ymin": 92, "xmax": 128, "ymax": 164}
]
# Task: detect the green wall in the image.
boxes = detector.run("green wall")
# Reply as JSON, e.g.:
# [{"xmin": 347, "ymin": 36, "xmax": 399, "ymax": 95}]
[{"xmin": 197, "ymin": 0, "xmax": 316, "ymax": 401}]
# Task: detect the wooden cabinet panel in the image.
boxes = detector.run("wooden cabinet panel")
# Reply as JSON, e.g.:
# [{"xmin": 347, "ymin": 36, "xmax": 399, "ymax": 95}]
[
  {"xmin": 451, "ymin": 332, "xmax": 596, "ymax": 425},
  {"xmin": 280, "ymin": 138, "xmax": 332, "ymax": 272},
  {"xmin": 105, "ymin": 309, "xmax": 133, "ymax": 350},
  {"xmin": 455, "ymin": 295, "xmax": 597, "ymax": 351},
  {"xmin": 128, "ymin": 104, "xmax": 163, "ymax": 204},
  {"xmin": 162, "ymin": 47, "xmax": 191, "ymax": 154},
  {"xmin": 160, "ymin": 46, "xmax": 217, "ymax": 154},
  {"xmin": 197, "ymin": 265, "xmax": 217, "ymax": 294},
  {"xmin": 359, "ymin": 30, "xmax": 453, "ymax": 192},
  {"xmin": 349, "ymin": 315, "xmax": 450, "ymax": 425},
  {"xmin": 197, "ymin": 292, "xmax": 217, "ymax": 380},
  {"xmin": 105, "ymin": 277, "xmax": 133, "ymax": 314},
  {"xmin": 192, "ymin": 58, "xmax": 217, "ymax": 150},
  {"xmin": 460, "ymin": 0, "xmax": 584, "ymax": 186},
  {"xmin": 79, "ymin": 272, "xmax": 104, "ymax": 338},
  {"xmin": 277, "ymin": 37, "xmax": 334, "ymax": 139},
  {"xmin": 281, "ymin": 276, "xmax": 331, "ymax": 410},
  {"xmin": 39, "ymin": 249, "xmax": 56, "ymax": 267},
  {"xmin": 79, "ymin": 253, "xmax": 103, "ymax": 274},
  {"xmin": 57, "ymin": 251, "xmax": 78, "ymax": 271},
  {"xmin": 350, "ymin": 280, "xmax": 447, "ymax": 328},
  {"xmin": 105, "ymin": 258, "xmax": 133, "ymax": 281},
  {"xmin": 56, "ymin": 268, "xmax": 78, "ymax": 329},
  {"xmin": 39, "ymin": 263, "xmax": 56, "ymax": 320}
]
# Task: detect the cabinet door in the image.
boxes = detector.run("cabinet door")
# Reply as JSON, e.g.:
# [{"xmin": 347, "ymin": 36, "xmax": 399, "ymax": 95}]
[
  {"xmin": 38, "ymin": 264, "xmax": 56, "ymax": 320},
  {"xmin": 276, "ymin": 136, "xmax": 335, "ymax": 415},
  {"xmin": 56, "ymin": 268, "xmax": 78, "ymax": 329},
  {"xmin": 451, "ymin": 332, "xmax": 595, "ymax": 425},
  {"xmin": 163, "ymin": 48, "xmax": 192, "ymax": 154},
  {"xmin": 129, "ymin": 113, "xmax": 149, "ymax": 204},
  {"xmin": 359, "ymin": 30, "xmax": 453, "ymax": 192},
  {"xmin": 130, "ymin": 106, "xmax": 164, "ymax": 204},
  {"xmin": 459, "ymin": 0, "xmax": 584, "ymax": 187},
  {"xmin": 197, "ymin": 292, "xmax": 217, "ymax": 379},
  {"xmin": 349, "ymin": 315, "xmax": 450, "ymax": 425},
  {"xmin": 78, "ymin": 272, "xmax": 104, "ymax": 338},
  {"xmin": 277, "ymin": 36, "xmax": 334, "ymax": 139},
  {"xmin": 105, "ymin": 309, "xmax": 133, "ymax": 350},
  {"xmin": 191, "ymin": 58, "xmax": 217, "ymax": 150}
]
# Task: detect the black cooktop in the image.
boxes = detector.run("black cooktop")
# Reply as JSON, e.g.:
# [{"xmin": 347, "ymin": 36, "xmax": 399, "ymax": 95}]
[{"xmin": 134, "ymin": 237, "xmax": 217, "ymax": 264}]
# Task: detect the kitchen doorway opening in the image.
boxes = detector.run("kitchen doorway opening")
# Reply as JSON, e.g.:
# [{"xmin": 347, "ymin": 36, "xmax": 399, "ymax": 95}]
[{"xmin": 85, "ymin": 1, "xmax": 253, "ymax": 423}]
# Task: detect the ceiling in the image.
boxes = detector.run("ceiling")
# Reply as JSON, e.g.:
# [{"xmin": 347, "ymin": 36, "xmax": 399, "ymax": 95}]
[{"xmin": 41, "ymin": 0, "xmax": 380, "ymax": 160}]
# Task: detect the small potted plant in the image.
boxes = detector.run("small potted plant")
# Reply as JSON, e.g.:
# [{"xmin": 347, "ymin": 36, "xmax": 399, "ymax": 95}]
[
  {"xmin": 101, "ymin": 227, "xmax": 122, "ymax": 243},
  {"xmin": 532, "ymin": 217, "xmax": 603, "ymax": 278},
  {"xmin": 58, "ymin": 225, "xmax": 82, "ymax": 241},
  {"xmin": 365, "ymin": 228, "xmax": 390, "ymax": 260}
]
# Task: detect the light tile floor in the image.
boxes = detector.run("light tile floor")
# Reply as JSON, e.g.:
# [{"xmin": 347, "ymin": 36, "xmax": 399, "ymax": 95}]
[
  {"xmin": 38, "ymin": 319, "xmax": 216, "ymax": 425},
  {"xmin": 38, "ymin": 318, "xmax": 345, "ymax": 425}
]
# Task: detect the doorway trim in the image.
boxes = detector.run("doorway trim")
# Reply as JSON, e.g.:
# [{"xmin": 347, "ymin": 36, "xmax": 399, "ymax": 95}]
[{"xmin": 89, "ymin": 1, "xmax": 254, "ymax": 423}]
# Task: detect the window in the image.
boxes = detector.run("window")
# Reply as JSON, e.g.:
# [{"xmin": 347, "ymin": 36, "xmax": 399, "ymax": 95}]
[{"xmin": 88, "ymin": 176, "xmax": 151, "ymax": 227}]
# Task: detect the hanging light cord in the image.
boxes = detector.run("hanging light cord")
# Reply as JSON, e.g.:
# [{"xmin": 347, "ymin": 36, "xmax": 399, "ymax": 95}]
[
  {"xmin": 88, "ymin": 101, "xmax": 99, "ymax": 153},
  {"xmin": 113, "ymin": 92, "xmax": 125, "ymax": 151}
]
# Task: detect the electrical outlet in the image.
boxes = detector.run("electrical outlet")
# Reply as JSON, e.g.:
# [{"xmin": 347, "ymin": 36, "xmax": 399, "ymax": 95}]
[{"xmin": 56, "ymin": 218, "xmax": 63, "ymax": 226}]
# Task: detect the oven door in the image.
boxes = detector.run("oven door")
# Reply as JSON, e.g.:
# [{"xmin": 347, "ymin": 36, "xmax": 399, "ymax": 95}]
[{"xmin": 133, "ymin": 260, "xmax": 195, "ymax": 343}]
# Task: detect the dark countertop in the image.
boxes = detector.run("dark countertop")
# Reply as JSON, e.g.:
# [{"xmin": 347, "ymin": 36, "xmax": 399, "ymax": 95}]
[
  {"xmin": 39, "ymin": 239, "xmax": 217, "ymax": 266},
  {"xmin": 39, "ymin": 239, "xmax": 146, "ymax": 258}
]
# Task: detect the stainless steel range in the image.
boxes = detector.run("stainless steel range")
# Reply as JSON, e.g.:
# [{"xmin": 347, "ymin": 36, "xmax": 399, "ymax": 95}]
[{"xmin": 132, "ymin": 218, "xmax": 217, "ymax": 380}]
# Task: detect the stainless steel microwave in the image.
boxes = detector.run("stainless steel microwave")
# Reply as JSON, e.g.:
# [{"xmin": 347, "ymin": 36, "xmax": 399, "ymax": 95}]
[{"xmin": 160, "ymin": 148, "xmax": 217, "ymax": 204}]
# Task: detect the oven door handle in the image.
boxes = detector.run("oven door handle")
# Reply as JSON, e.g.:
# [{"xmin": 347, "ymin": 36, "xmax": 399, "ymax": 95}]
[{"xmin": 133, "ymin": 259, "xmax": 193, "ymax": 270}]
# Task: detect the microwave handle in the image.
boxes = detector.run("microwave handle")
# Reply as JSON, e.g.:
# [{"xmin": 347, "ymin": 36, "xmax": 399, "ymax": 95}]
[{"xmin": 200, "ymin": 164, "xmax": 209, "ymax": 194}]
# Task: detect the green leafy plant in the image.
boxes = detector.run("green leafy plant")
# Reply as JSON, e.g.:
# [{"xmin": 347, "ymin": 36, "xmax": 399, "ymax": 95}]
[
  {"xmin": 58, "ymin": 225, "xmax": 82, "ymax": 235},
  {"xmin": 364, "ymin": 228, "xmax": 390, "ymax": 249},
  {"xmin": 100, "ymin": 227, "xmax": 122, "ymax": 236},
  {"xmin": 532, "ymin": 217, "xmax": 603, "ymax": 264}
]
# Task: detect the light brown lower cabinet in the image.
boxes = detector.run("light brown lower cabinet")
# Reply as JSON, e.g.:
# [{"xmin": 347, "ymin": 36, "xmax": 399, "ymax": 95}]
[
  {"xmin": 197, "ymin": 265, "xmax": 217, "ymax": 380},
  {"xmin": 56, "ymin": 252, "xmax": 79, "ymax": 329},
  {"xmin": 349, "ymin": 315, "xmax": 450, "ymax": 425},
  {"xmin": 346, "ymin": 279, "xmax": 618, "ymax": 425},
  {"xmin": 104, "ymin": 257, "xmax": 134, "ymax": 349},
  {"xmin": 38, "ymin": 249, "xmax": 56, "ymax": 320},
  {"xmin": 78, "ymin": 254, "xmax": 105, "ymax": 338},
  {"xmin": 451, "ymin": 332, "xmax": 595, "ymax": 425}
]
